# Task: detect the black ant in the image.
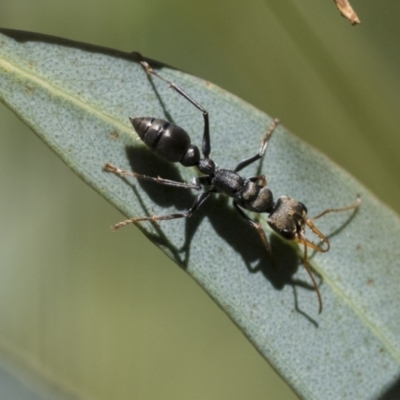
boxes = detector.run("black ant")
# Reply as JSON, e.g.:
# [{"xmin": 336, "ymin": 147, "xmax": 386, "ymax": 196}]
[{"xmin": 105, "ymin": 60, "xmax": 361, "ymax": 313}]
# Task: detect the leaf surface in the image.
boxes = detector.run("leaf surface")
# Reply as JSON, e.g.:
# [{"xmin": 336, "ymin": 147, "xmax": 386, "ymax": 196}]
[{"xmin": 0, "ymin": 29, "xmax": 399, "ymax": 399}]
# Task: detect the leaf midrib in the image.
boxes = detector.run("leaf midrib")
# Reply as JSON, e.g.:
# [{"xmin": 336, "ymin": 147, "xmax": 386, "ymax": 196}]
[{"xmin": 0, "ymin": 52, "xmax": 130, "ymax": 134}]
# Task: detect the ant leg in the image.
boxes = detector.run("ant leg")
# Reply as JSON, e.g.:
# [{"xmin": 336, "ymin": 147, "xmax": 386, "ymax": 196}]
[
  {"xmin": 248, "ymin": 175, "xmax": 267, "ymax": 187},
  {"xmin": 104, "ymin": 163, "xmax": 201, "ymax": 190},
  {"xmin": 296, "ymin": 235, "xmax": 323, "ymax": 313},
  {"xmin": 310, "ymin": 195, "xmax": 361, "ymax": 221},
  {"xmin": 234, "ymin": 118, "xmax": 280, "ymax": 172},
  {"xmin": 139, "ymin": 60, "xmax": 211, "ymax": 159},
  {"xmin": 303, "ymin": 195, "xmax": 361, "ymax": 252},
  {"xmin": 111, "ymin": 190, "xmax": 212, "ymax": 231},
  {"xmin": 233, "ymin": 202, "xmax": 275, "ymax": 266}
]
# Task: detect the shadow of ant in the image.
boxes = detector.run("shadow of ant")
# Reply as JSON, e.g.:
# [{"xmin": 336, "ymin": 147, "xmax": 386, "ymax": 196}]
[
  {"xmin": 110, "ymin": 57, "xmax": 358, "ymax": 324},
  {"xmin": 120, "ymin": 145, "xmax": 336, "ymax": 324},
  {"xmin": 379, "ymin": 375, "xmax": 400, "ymax": 400}
]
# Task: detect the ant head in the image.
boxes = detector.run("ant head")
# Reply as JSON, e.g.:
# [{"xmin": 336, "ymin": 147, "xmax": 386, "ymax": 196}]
[
  {"xmin": 267, "ymin": 196, "xmax": 330, "ymax": 253},
  {"xmin": 267, "ymin": 196, "xmax": 308, "ymax": 241}
]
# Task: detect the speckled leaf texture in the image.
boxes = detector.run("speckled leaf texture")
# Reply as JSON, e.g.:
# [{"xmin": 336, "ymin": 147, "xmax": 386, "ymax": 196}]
[{"xmin": 0, "ymin": 29, "xmax": 399, "ymax": 400}]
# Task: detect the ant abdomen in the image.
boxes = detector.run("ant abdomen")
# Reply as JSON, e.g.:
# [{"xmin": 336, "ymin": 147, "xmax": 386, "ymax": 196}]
[{"xmin": 130, "ymin": 117, "xmax": 200, "ymax": 166}]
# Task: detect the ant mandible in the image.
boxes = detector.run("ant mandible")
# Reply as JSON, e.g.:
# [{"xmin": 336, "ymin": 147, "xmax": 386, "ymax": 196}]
[{"xmin": 105, "ymin": 59, "xmax": 361, "ymax": 313}]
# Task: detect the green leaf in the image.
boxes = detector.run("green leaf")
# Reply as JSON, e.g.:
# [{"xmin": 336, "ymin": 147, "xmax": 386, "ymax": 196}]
[{"xmin": 0, "ymin": 29, "xmax": 399, "ymax": 399}]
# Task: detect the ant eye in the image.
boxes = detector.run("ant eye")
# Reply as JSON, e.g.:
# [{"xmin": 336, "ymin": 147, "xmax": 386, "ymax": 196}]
[
  {"xmin": 280, "ymin": 228, "xmax": 296, "ymax": 240},
  {"xmin": 297, "ymin": 202, "xmax": 308, "ymax": 214}
]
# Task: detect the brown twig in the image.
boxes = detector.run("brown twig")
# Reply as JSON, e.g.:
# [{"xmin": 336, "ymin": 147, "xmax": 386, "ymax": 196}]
[{"xmin": 334, "ymin": 0, "xmax": 360, "ymax": 25}]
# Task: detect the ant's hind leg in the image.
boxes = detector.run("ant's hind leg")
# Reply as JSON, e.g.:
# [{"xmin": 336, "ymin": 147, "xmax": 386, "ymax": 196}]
[
  {"xmin": 104, "ymin": 163, "xmax": 201, "ymax": 190},
  {"xmin": 139, "ymin": 59, "xmax": 211, "ymax": 158}
]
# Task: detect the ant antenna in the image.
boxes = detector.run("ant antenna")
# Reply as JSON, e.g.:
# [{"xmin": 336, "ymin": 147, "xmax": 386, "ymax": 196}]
[{"xmin": 294, "ymin": 195, "xmax": 361, "ymax": 312}]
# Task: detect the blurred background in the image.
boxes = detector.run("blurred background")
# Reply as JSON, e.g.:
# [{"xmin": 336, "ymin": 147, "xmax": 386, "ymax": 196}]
[{"xmin": 0, "ymin": 1, "xmax": 399, "ymax": 399}]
